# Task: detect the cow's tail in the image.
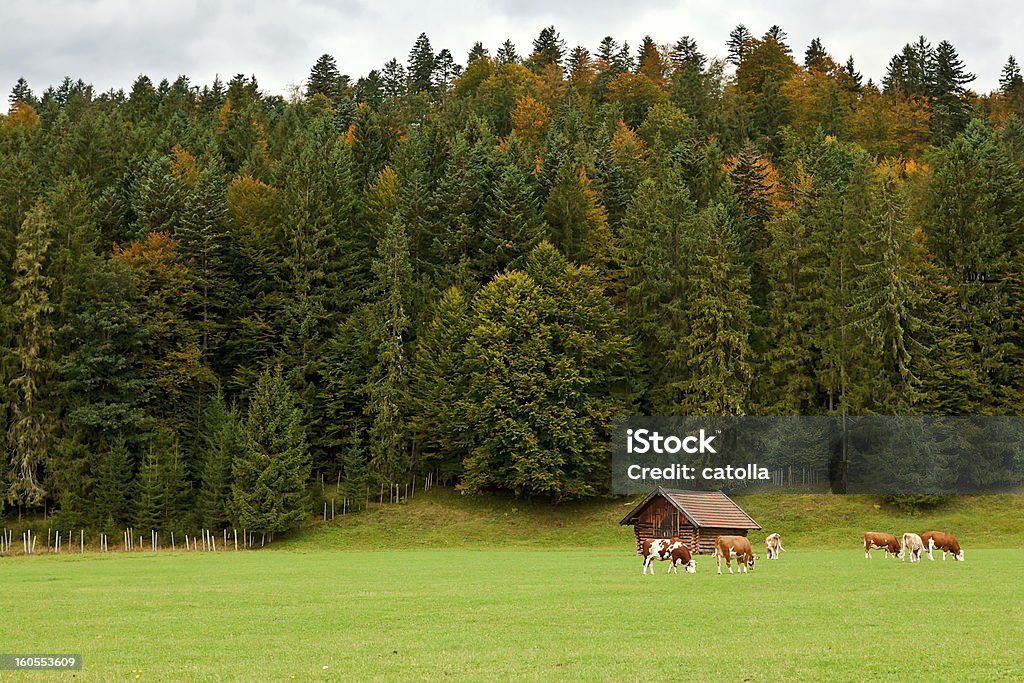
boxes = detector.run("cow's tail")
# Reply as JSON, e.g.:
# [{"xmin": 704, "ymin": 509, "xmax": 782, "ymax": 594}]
[{"xmin": 636, "ymin": 538, "xmax": 643, "ymax": 556}]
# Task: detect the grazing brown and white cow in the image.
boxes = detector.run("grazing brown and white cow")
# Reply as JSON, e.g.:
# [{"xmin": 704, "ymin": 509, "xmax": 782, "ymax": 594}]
[
  {"xmin": 901, "ymin": 532, "xmax": 925, "ymax": 563},
  {"xmin": 639, "ymin": 537, "xmax": 687, "ymax": 575},
  {"xmin": 864, "ymin": 532, "xmax": 902, "ymax": 559},
  {"xmin": 920, "ymin": 531, "xmax": 964, "ymax": 561},
  {"xmin": 668, "ymin": 544, "xmax": 696, "ymax": 574},
  {"xmin": 764, "ymin": 532, "xmax": 785, "ymax": 560},
  {"xmin": 714, "ymin": 535, "xmax": 758, "ymax": 574}
]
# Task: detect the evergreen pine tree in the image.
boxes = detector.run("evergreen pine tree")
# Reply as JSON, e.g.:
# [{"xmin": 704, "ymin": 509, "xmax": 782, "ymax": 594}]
[
  {"xmin": 407, "ymin": 33, "xmax": 436, "ymax": 94},
  {"xmin": 134, "ymin": 446, "xmax": 164, "ymax": 531},
  {"xmin": 231, "ymin": 367, "xmax": 310, "ymax": 534},
  {"xmin": 9, "ymin": 77, "xmax": 36, "ymax": 107},
  {"xmin": 306, "ymin": 54, "xmax": 347, "ymax": 103},
  {"xmin": 804, "ymin": 38, "xmax": 828, "ymax": 69},
  {"xmin": 7, "ymin": 203, "xmax": 54, "ymax": 506},
  {"xmin": 481, "ymin": 157, "xmax": 547, "ymax": 274},
  {"xmin": 496, "ymin": 40, "xmax": 520, "ymax": 65},
  {"xmin": 409, "ymin": 287, "xmax": 472, "ymax": 478},
  {"xmin": 543, "ymin": 164, "xmax": 614, "ymax": 265},
  {"xmin": 339, "ymin": 431, "xmax": 371, "ymax": 511},
  {"xmin": 999, "ymin": 56, "xmax": 1023, "ymax": 93},
  {"xmin": 366, "ymin": 214, "xmax": 412, "ymax": 486},
  {"xmin": 467, "ymin": 42, "xmax": 489, "ymax": 64},
  {"xmin": 678, "ymin": 205, "xmax": 754, "ymax": 415},
  {"xmin": 196, "ymin": 393, "xmax": 237, "ymax": 529},
  {"xmin": 94, "ymin": 439, "xmax": 133, "ymax": 530},
  {"xmin": 726, "ymin": 25, "xmax": 753, "ymax": 65}
]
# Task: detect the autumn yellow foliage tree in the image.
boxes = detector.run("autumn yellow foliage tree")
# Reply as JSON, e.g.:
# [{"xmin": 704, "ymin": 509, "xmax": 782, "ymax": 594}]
[
  {"xmin": 510, "ymin": 93, "xmax": 552, "ymax": 150},
  {"xmin": 605, "ymin": 72, "xmax": 668, "ymax": 127}
]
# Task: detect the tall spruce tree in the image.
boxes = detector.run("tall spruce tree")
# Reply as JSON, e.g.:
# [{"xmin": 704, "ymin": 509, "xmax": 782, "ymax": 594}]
[
  {"xmin": 196, "ymin": 393, "xmax": 237, "ymax": 529},
  {"xmin": 408, "ymin": 287, "xmax": 472, "ymax": 478},
  {"xmin": 231, "ymin": 367, "xmax": 310, "ymax": 534},
  {"xmin": 366, "ymin": 215, "xmax": 412, "ymax": 485},
  {"xmin": 306, "ymin": 54, "xmax": 347, "ymax": 103},
  {"xmin": 6, "ymin": 203, "xmax": 54, "ymax": 506},
  {"xmin": 678, "ymin": 205, "xmax": 754, "ymax": 415},
  {"xmin": 407, "ymin": 33, "xmax": 436, "ymax": 94}
]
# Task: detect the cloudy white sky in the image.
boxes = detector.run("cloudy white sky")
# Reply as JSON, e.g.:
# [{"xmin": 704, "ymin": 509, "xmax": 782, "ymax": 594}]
[{"xmin": 0, "ymin": 1, "xmax": 1018, "ymax": 99}]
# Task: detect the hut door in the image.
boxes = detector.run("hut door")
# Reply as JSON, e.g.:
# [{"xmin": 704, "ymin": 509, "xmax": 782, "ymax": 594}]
[{"xmin": 657, "ymin": 509, "xmax": 676, "ymax": 537}]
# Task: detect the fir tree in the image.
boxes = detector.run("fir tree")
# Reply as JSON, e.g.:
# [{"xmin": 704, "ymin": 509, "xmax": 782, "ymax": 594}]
[
  {"xmin": 467, "ymin": 42, "xmax": 489, "ymax": 64},
  {"xmin": 231, "ymin": 367, "xmax": 310, "ymax": 534},
  {"xmin": 543, "ymin": 164, "xmax": 614, "ymax": 265},
  {"xmin": 726, "ymin": 25, "xmax": 753, "ymax": 65},
  {"xmin": 9, "ymin": 77, "xmax": 36, "ymax": 107},
  {"xmin": 407, "ymin": 33, "xmax": 436, "ymax": 94},
  {"xmin": 678, "ymin": 205, "xmax": 754, "ymax": 415},
  {"xmin": 306, "ymin": 54, "xmax": 348, "ymax": 103},
  {"xmin": 94, "ymin": 439, "xmax": 133, "ymax": 530},
  {"xmin": 339, "ymin": 431, "xmax": 371, "ymax": 511},
  {"xmin": 135, "ymin": 446, "xmax": 164, "ymax": 532},
  {"xmin": 366, "ymin": 215, "xmax": 412, "ymax": 485},
  {"xmin": 196, "ymin": 393, "xmax": 237, "ymax": 529},
  {"xmin": 481, "ymin": 158, "xmax": 547, "ymax": 273},
  {"xmin": 496, "ymin": 40, "xmax": 520, "ymax": 65},
  {"xmin": 7, "ymin": 203, "xmax": 54, "ymax": 506},
  {"xmin": 409, "ymin": 287, "xmax": 472, "ymax": 478},
  {"xmin": 381, "ymin": 59, "xmax": 407, "ymax": 98},
  {"xmin": 530, "ymin": 26, "xmax": 566, "ymax": 69},
  {"xmin": 1000, "ymin": 56, "xmax": 1023, "ymax": 93},
  {"xmin": 804, "ymin": 38, "xmax": 828, "ymax": 69}
]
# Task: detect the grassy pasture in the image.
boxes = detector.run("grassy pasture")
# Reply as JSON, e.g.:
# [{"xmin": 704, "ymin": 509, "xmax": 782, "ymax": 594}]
[{"xmin": 1, "ymin": 547, "xmax": 1022, "ymax": 681}]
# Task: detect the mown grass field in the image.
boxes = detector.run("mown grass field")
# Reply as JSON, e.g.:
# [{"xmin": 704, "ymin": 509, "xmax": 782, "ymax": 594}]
[
  {"xmin": 2, "ymin": 490, "xmax": 1023, "ymax": 680},
  {"xmin": 1, "ymin": 547, "xmax": 1022, "ymax": 680}
]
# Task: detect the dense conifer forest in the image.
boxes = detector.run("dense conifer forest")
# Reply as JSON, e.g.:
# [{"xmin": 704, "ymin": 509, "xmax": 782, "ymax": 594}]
[{"xmin": 1, "ymin": 25, "xmax": 1022, "ymax": 533}]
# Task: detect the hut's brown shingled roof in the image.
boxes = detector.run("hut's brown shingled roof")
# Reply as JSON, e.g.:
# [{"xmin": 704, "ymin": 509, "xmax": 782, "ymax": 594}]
[{"xmin": 619, "ymin": 487, "xmax": 760, "ymax": 530}]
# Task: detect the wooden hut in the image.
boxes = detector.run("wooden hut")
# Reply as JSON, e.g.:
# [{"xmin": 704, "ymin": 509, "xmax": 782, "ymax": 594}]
[{"xmin": 619, "ymin": 487, "xmax": 761, "ymax": 555}]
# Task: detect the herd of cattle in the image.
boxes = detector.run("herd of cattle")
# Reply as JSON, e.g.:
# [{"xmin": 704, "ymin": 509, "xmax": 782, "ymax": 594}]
[
  {"xmin": 863, "ymin": 531, "xmax": 965, "ymax": 562},
  {"xmin": 638, "ymin": 530, "xmax": 963, "ymax": 575}
]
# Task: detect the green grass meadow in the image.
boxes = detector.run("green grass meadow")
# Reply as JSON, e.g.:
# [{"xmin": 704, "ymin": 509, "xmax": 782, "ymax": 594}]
[
  {"xmin": 2, "ymin": 547, "xmax": 1023, "ymax": 680},
  {"xmin": 2, "ymin": 490, "xmax": 1024, "ymax": 680}
]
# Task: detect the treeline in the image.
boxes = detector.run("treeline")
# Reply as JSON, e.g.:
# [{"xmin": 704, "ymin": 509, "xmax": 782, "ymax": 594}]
[{"xmin": 1, "ymin": 25, "xmax": 1023, "ymax": 532}]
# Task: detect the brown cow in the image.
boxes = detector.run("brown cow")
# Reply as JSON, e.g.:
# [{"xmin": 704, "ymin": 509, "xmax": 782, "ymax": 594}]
[
  {"xmin": 639, "ymin": 537, "xmax": 686, "ymax": 575},
  {"xmin": 668, "ymin": 545, "xmax": 696, "ymax": 574},
  {"xmin": 864, "ymin": 532, "xmax": 902, "ymax": 559},
  {"xmin": 901, "ymin": 532, "xmax": 925, "ymax": 563},
  {"xmin": 714, "ymin": 535, "xmax": 758, "ymax": 574},
  {"xmin": 920, "ymin": 531, "xmax": 964, "ymax": 561}
]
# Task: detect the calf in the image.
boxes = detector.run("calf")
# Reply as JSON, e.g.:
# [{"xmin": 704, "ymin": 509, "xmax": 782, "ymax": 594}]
[
  {"xmin": 764, "ymin": 532, "xmax": 785, "ymax": 560},
  {"xmin": 714, "ymin": 535, "xmax": 758, "ymax": 575},
  {"xmin": 901, "ymin": 532, "xmax": 925, "ymax": 563},
  {"xmin": 920, "ymin": 531, "xmax": 964, "ymax": 561},
  {"xmin": 639, "ymin": 537, "xmax": 685, "ymax": 575},
  {"xmin": 668, "ymin": 545, "xmax": 696, "ymax": 574},
  {"xmin": 864, "ymin": 532, "xmax": 902, "ymax": 559}
]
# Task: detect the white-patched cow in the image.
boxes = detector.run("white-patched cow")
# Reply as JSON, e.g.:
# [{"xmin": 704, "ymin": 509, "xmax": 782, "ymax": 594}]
[
  {"xmin": 901, "ymin": 532, "xmax": 925, "ymax": 563},
  {"xmin": 714, "ymin": 535, "xmax": 758, "ymax": 575},
  {"xmin": 764, "ymin": 532, "xmax": 785, "ymax": 560},
  {"xmin": 920, "ymin": 531, "xmax": 964, "ymax": 561},
  {"xmin": 668, "ymin": 544, "xmax": 696, "ymax": 574},
  {"xmin": 639, "ymin": 537, "xmax": 693, "ymax": 575},
  {"xmin": 864, "ymin": 532, "xmax": 902, "ymax": 559}
]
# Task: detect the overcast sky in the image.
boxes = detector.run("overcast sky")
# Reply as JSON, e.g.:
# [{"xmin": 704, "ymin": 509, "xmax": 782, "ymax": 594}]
[{"xmin": 1, "ymin": 1, "xmax": 1018, "ymax": 100}]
